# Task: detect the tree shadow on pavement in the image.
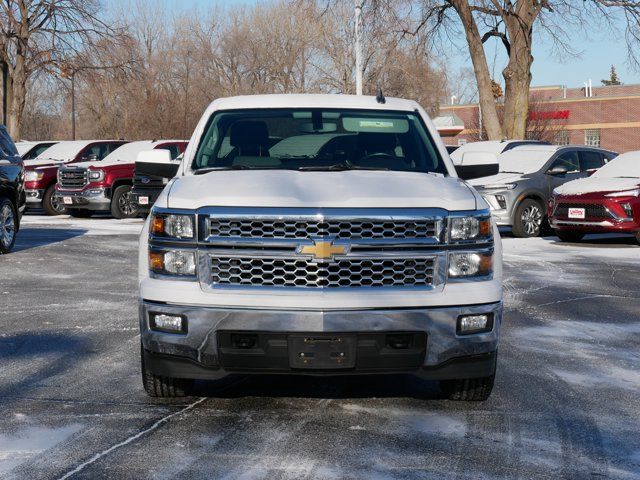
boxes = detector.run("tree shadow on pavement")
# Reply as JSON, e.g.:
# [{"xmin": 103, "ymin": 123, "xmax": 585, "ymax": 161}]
[
  {"xmin": 0, "ymin": 332, "xmax": 91, "ymax": 402},
  {"xmin": 12, "ymin": 227, "xmax": 87, "ymax": 252}
]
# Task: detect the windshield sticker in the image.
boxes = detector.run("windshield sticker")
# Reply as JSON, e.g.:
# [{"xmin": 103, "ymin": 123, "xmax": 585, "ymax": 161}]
[{"xmin": 342, "ymin": 117, "xmax": 409, "ymax": 133}]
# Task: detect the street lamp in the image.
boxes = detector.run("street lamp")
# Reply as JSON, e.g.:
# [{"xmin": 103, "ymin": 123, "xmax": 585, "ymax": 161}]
[{"xmin": 355, "ymin": 0, "xmax": 363, "ymax": 95}]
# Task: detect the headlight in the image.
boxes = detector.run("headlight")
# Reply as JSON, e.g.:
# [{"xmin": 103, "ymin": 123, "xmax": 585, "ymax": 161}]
[
  {"xmin": 25, "ymin": 171, "xmax": 43, "ymax": 182},
  {"xmin": 481, "ymin": 183, "xmax": 516, "ymax": 190},
  {"xmin": 606, "ymin": 189, "xmax": 639, "ymax": 198},
  {"xmin": 449, "ymin": 216, "xmax": 492, "ymax": 242},
  {"xmin": 149, "ymin": 249, "xmax": 196, "ymax": 276},
  {"xmin": 88, "ymin": 169, "xmax": 104, "ymax": 181},
  {"xmin": 448, "ymin": 251, "xmax": 493, "ymax": 279},
  {"xmin": 150, "ymin": 213, "xmax": 195, "ymax": 239}
]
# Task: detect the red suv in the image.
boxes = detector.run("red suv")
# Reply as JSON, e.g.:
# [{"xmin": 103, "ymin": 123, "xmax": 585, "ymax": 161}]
[
  {"xmin": 549, "ymin": 151, "xmax": 640, "ymax": 244},
  {"xmin": 24, "ymin": 140, "xmax": 127, "ymax": 215},
  {"xmin": 55, "ymin": 140, "xmax": 187, "ymax": 218}
]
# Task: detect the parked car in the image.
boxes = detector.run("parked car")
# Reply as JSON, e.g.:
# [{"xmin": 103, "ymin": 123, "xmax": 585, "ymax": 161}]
[
  {"xmin": 15, "ymin": 140, "xmax": 58, "ymax": 160},
  {"xmin": 0, "ymin": 126, "xmax": 24, "ymax": 253},
  {"xmin": 138, "ymin": 94, "xmax": 503, "ymax": 401},
  {"xmin": 130, "ymin": 144, "xmax": 187, "ymax": 216},
  {"xmin": 549, "ymin": 151, "xmax": 640, "ymax": 244},
  {"xmin": 55, "ymin": 140, "xmax": 187, "ymax": 219},
  {"xmin": 469, "ymin": 145, "xmax": 617, "ymax": 238},
  {"xmin": 24, "ymin": 140, "xmax": 128, "ymax": 215}
]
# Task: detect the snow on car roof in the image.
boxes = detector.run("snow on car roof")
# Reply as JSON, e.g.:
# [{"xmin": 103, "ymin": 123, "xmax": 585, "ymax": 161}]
[
  {"xmin": 496, "ymin": 146, "xmax": 560, "ymax": 174},
  {"xmin": 592, "ymin": 150, "xmax": 640, "ymax": 178},
  {"xmin": 35, "ymin": 140, "xmax": 98, "ymax": 162},
  {"xmin": 449, "ymin": 141, "xmax": 553, "ymax": 164},
  {"xmin": 100, "ymin": 140, "xmax": 183, "ymax": 165},
  {"xmin": 206, "ymin": 94, "xmax": 420, "ymax": 113}
]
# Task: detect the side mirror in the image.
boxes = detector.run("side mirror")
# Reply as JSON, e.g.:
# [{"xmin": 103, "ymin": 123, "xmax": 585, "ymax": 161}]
[
  {"xmin": 454, "ymin": 151, "xmax": 499, "ymax": 180},
  {"xmin": 547, "ymin": 165, "xmax": 568, "ymax": 176},
  {"xmin": 135, "ymin": 150, "xmax": 179, "ymax": 178}
]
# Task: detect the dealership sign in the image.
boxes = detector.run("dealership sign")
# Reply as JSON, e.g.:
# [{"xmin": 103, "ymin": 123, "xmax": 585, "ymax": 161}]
[{"xmin": 529, "ymin": 110, "xmax": 570, "ymax": 121}]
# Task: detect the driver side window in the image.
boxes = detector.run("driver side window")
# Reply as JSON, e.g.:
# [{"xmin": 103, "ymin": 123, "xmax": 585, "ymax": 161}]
[{"xmin": 550, "ymin": 151, "xmax": 580, "ymax": 173}]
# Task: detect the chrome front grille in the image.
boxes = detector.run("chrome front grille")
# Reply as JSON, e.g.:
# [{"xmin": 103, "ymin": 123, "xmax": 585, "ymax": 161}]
[
  {"xmin": 59, "ymin": 168, "xmax": 88, "ymax": 189},
  {"xmin": 210, "ymin": 256, "xmax": 435, "ymax": 288},
  {"xmin": 208, "ymin": 218, "xmax": 438, "ymax": 240},
  {"xmin": 197, "ymin": 208, "xmax": 451, "ymax": 291}
]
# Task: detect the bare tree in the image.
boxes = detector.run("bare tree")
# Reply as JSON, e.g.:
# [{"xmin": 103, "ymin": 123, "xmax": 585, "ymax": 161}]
[
  {"xmin": 0, "ymin": 0, "xmax": 120, "ymax": 139},
  {"xmin": 310, "ymin": 1, "xmax": 640, "ymax": 141}
]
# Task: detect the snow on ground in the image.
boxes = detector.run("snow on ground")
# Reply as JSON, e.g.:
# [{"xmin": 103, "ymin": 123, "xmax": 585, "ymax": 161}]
[{"xmin": 20, "ymin": 214, "xmax": 144, "ymax": 236}]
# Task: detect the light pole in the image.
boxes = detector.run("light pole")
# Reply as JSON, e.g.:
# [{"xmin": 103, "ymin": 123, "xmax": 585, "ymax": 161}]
[{"xmin": 355, "ymin": 0, "xmax": 363, "ymax": 95}]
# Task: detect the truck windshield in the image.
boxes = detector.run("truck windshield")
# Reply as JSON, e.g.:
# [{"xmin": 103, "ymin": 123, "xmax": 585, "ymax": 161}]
[{"xmin": 191, "ymin": 109, "xmax": 447, "ymax": 174}]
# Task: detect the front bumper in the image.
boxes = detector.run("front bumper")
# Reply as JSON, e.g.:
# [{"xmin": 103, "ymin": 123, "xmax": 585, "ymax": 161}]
[
  {"xmin": 54, "ymin": 188, "xmax": 111, "ymax": 211},
  {"xmin": 130, "ymin": 186, "xmax": 162, "ymax": 213},
  {"xmin": 25, "ymin": 189, "xmax": 44, "ymax": 207},
  {"xmin": 478, "ymin": 190, "xmax": 516, "ymax": 226},
  {"xmin": 140, "ymin": 300, "xmax": 502, "ymax": 380}
]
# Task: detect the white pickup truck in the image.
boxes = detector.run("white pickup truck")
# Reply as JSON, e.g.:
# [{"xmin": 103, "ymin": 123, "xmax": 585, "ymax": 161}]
[{"xmin": 137, "ymin": 94, "xmax": 502, "ymax": 401}]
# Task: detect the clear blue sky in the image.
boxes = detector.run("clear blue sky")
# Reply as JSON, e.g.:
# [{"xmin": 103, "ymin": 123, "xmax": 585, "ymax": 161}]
[{"xmin": 109, "ymin": 0, "xmax": 640, "ymax": 88}]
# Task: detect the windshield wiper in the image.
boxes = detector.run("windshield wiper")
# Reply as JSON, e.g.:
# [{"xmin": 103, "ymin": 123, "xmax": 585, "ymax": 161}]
[
  {"xmin": 499, "ymin": 170, "xmax": 524, "ymax": 174},
  {"xmin": 194, "ymin": 165, "xmax": 277, "ymax": 175},
  {"xmin": 297, "ymin": 163, "xmax": 389, "ymax": 171}
]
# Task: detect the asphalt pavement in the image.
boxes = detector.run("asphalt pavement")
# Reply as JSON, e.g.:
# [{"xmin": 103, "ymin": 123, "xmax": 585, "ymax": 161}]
[{"xmin": 0, "ymin": 214, "xmax": 639, "ymax": 479}]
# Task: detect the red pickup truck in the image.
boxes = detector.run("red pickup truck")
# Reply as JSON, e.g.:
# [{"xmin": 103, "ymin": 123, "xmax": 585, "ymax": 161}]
[
  {"xmin": 55, "ymin": 140, "xmax": 187, "ymax": 218},
  {"xmin": 24, "ymin": 140, "xmax": 128, "ymax": 215}
]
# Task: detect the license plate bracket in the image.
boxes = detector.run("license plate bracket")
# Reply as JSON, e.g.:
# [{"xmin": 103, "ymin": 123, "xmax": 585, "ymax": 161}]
[
  {"xmin": 63, "ymin": 197, "xmax": 73, "ymax": 205},
  {"xmin": 288, "ymin": 334, "xmax": 356, "ymax": 369},
  {"xmin": 568, "ymin": 207, "xmax": 585, "ymax": 219}
]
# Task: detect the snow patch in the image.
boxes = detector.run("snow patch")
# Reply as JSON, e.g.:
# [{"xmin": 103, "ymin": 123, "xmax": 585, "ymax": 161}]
[{"xmin": 0, "ymin": 423, "xmax": 83, "ymax": 476}]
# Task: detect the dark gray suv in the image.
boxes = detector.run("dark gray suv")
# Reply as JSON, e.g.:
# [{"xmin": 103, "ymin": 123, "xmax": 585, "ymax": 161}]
[{"xmin": 469, "ymin": 145, "xmax": 617, "ymax": 237}]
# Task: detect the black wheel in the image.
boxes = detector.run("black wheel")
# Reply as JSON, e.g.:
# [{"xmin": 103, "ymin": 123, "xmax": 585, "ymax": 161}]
[
  {"xmin": 440, "ymin": 374, "xmax": 495, "ymax": 401},
  {"xmin": 555, "ymin": 230, "xmax": 584, "ymax": 243},
  {"xmin": 512, "ymin": 199, "xmax": 544, "ymax": 238},
  {"xmin": 42, "ymin": 185, "xmax": 66, "ymax": 216},
  {"xmin": 111, "ymin": 185, "xmax": 139, "ymax": 219},
  {"xmin": 68, "ymin": 209, "xmax": 93, "ymax": 218},
  {"xmin": 141, "ymin": 346, "xmax": 192, "ymax": 398},
  {"xmin": 0, "ymin": 197, "xmax": 17, "ymax": 254},
  {"xmin": 635, "ymin": 232, "xmax": 640, "ymax": 245}
]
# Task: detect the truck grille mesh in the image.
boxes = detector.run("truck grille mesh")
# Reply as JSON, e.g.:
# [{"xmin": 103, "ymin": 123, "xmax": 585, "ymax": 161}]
[
  {"xmin": 555, "ymin": 203, "xmax": 611, "ymax": 219},
  {"xmin": 210, "ymin": 256, "xmax": 435, "ymax": 288},
  {"xmin": 58, "ymin": 169, "xmax": 88, "ymax": 189},
  {"xmin": 208, "ymin": 218, "xmax": 438, "ymax": 240}
]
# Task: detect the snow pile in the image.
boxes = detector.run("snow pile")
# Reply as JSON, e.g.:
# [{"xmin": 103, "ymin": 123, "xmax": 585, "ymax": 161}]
[{"xmin": 555, "ymin": 151, "xmax": 640, "ymax": 195}]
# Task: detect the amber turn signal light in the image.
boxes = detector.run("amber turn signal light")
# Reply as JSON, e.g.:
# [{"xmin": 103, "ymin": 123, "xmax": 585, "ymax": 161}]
[
  {"xmin": 149, "ymin": 251, "xmax": 164, "ymax": 271},
  {"xmin": 479, "ymin": 219, "xmax": 492, "ymax": 237},
  {"xmin": 151, "ymin": 216, "xmax": 165, "ymax": 235}
]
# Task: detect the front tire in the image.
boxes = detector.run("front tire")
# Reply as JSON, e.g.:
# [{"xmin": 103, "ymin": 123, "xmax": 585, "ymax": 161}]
[
  {"xmin": 42, "ymin": 185, "xmax": 66, "ymax": 216},
  {"xmin": 0, "ymin": 197, "xmax": 17, "ymax": 254},
  {"xmin": 635, "ymin": 231, "xmax": 640, "ymax": 245},
  {"xmin": 555, "ymin": 230, "xmax": 584, "ymax": 243},
  {"xmin": 512, "ymin": 199, "xmax": 544, "ymax": 238},
  {"xmin": 141, "ymin": 346, "xmax": 192, "ymax": 398},
  {"xmin": 111, "ymin": 185, "xmax": 139, "ymax": 219}
]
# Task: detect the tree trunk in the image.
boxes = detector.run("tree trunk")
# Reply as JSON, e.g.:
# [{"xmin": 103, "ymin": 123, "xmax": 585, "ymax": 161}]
[
  {"xmin": 501, "ymin": 6, "xmax": 536, "ymax": 140},
  {"xmin": 8, "ymin": 55, "xmax": 26, "ymax": 140},
  {"xmin": 450, "ymin": 0, "xmax": 503, "ymax": 140}
]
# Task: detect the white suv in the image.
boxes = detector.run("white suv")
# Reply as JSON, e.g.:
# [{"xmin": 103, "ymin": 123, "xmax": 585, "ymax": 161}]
[{"xmin": 137, "ymin": 94, "xmax": 503, "ymax": 401}]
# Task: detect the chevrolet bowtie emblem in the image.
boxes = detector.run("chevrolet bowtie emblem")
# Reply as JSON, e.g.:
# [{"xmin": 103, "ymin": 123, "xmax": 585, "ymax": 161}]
[{"xmin": 298, "ymin": 240, "xmax": 348, "ymax": 261}]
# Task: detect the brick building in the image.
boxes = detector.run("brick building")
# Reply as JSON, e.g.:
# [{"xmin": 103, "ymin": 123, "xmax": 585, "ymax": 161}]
[{"xmin": 437, "ymin": 84, "xmax": 640, "ymax": 153}]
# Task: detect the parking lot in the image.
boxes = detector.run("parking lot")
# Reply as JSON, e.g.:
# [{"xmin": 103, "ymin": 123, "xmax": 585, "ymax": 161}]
[{"xmin": 1, "ymin": 213, "xmax": 639, "ymax": 479}]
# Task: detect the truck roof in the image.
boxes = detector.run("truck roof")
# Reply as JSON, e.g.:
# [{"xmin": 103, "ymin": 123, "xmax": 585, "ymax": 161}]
[
  {"xmin": 206, "ymin": 94, "xmax": 420, "ymax": 113},
  {"xmin": 101, "ymin": 140, "xmax": 186, "ymax": 165},
  {"xmin": 34, "ymin": 140, "xmax": 117, "ymax": 162}
]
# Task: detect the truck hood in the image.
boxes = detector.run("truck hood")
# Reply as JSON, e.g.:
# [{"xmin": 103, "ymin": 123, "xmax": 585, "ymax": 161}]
[
  {"xmin": 165, "ymin": 170, "xmax": 477, "ymax": 210},
  {"xmin": 24, "ymin": 158, "xmax": 68, "ymax": 168},
  {"xmin": 64, "ymin": 158, "xmax": 134, "ymax": 170},
  {"xmin": 555, "ymin": 176, "xmax": 640, "ymax": 196},
  {"xmin": 467, "ymin": 172, "xmax": 524, "ymax": 187}
]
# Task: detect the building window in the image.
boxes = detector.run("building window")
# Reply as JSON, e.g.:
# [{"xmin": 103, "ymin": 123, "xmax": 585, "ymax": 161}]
[
  {"xmin": 585, "ymin": 129, "xmax": 601, "ymax": 147},
  {"xmin": 555, "ymin": 130, "xmax": 569, "ymax": 146}
]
